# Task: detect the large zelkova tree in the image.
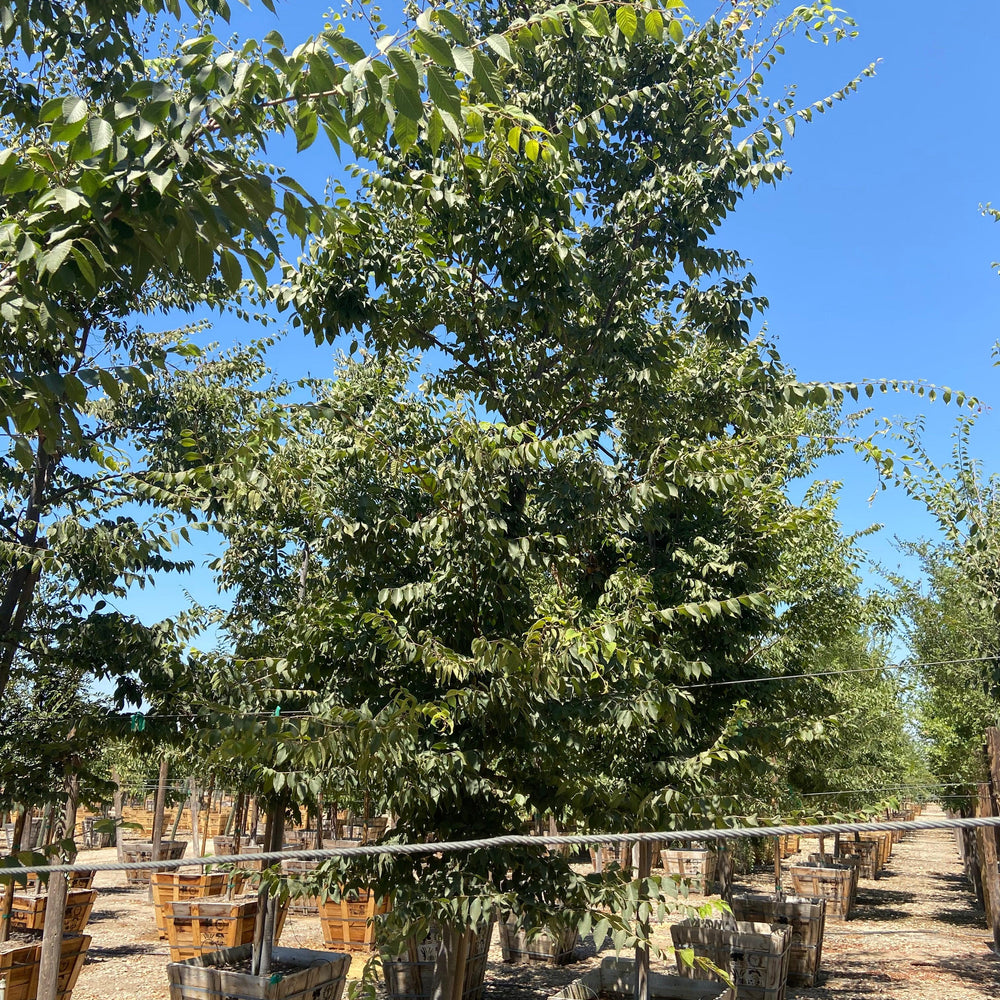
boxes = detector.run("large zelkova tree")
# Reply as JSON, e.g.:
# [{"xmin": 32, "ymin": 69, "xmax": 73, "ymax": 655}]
[
  {"xmin": 168, "ymin": 0, "xmax": 893, "ymax": 950},
  {"xmin": 0, "ymin": 0, "xmax": 631, "ymax": 726}
]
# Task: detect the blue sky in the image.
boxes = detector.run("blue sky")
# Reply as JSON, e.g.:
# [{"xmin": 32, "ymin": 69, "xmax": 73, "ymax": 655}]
[{"xmin": 122, "ymin": 1, "xmax": 1000, "ymax": 641}]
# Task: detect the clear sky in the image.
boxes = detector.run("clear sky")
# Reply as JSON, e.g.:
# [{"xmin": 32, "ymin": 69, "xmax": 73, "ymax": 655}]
[{"xmin": 122, "ymin": 1, "xmax": 1000, "ymax": 643}]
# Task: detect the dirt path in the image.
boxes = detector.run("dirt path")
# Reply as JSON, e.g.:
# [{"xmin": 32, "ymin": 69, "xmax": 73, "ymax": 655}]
[{"xmin": 68, "ymin": 806, "xmax": 999, "ymax": 998}]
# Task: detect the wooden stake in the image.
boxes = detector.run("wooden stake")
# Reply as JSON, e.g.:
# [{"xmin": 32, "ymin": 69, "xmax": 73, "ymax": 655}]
[
  {"xmin": 975, "ymin": 780, "xmax": 1000, "ymax": 952},
  {"xmin": 774, "ymin": 837, "xmax": 782, "ymax": 897}
]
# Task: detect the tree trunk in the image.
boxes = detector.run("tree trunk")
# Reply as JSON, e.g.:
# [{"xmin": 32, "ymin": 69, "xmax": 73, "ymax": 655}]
[
  {"xmin": 632, "ymin": 841, "xmax": 652, "ymax": 1000},
  {"xmin": 0, "ymin": 811, "xmax": 28, "ymax": 943},
  {"xmin": 149, "ymin": 757, "xmax": 169, "ymax": 902},
  {"xmin": 0, "ymin": 443, "xmax": 54, "ymax": 707},
  {"xmin": 37, "ymin": 776, "xmax": 79, "ymax": 1000}
]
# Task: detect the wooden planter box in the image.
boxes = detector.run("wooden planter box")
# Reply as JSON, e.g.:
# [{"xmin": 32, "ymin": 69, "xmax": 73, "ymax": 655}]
[
  {"xmin": 0, "ymin": 933, "xmax": 90, "ymax": 1000},
  {"xmin": 382, "ymin": 920, "xmax": 494, "ymax": 1000},
  {"xmin": 589, "ymin": 842, "xmax": 632, "ymax": 873},
  {"xmin": 550, "ymin": 956, "xmax": 728, "ymax": 1000},
  {"xmin": 152, "ymin": 872, "xmax": 231, "ymax": 937},
  {"xmin": 167, "ymin": 944, "xmax": 350, "ymax": 1000},
  {"xmin": 730, "ymin": 894, "xmax": 826, "ymax": 987},
  {"xmin": 319, "ymin": 890, "xmax": 390, "ymax": 952},
  {"xmin": 282, "ymin": 861, "xmax": 321, "ymax": 915},
  {"xmin": 660, "ymin": 849, "xmax": 717, "ymax": 895},
  {"xmin": 121, "ymin": 841, "xmax": 188, "ymax": 886},
  {"xmin": 498, "ymin": 916, "xmax": 578, "ymax": 965},
  {"xmin": 671, "ymin": 919, "xmax": 791, "ymax": 1000},
  {"xmin": 789, "ymin": 863, "xmax": 855, "ymax": 921},
  {"xmin": 212, "ymin": 836, "xmax": 234, "ymax": 855},
  {"xmin": 163, "ymin": 895, "xmax": 288, "ymax": 962},
  {"xmin": 808, "ymin": 854, "xmax": 860, "ymax": 900},
  {"xmin": 10, "ymin": 890, "xmax": 97, "ymax": 934},
  {"xmin": 778, "ymin": 835, "xmax": 800, "ymax": 858},
  {"xmin": 835, "ymin": 839, "xmax": 879, "ymax": 879},
  {"xmin": 22, "ymin": 871, "xmax": 95, "ymax": 891},
  {"xmin": 858, "ymin": 831, "xmax": 892, "ymax": 868}
]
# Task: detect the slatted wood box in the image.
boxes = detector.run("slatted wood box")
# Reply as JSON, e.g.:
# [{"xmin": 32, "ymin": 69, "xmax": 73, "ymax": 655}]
[
  {"xmin": 0, "ymin": 933, "xmax": 90, "ymax": 1000},
  {"xmin": 778, "ymin": 834, "xmax": 800, "ymax": 858},
  {"xmin": 832, "ymin": 839, "xmax": 879, "ymax": 879},
  {"xmin": 671, "ymin": 919, "xmax": 791, "ymax": 1000},
  {"xmin": 731, "ymin": 894, "xmax": 826, "ymax": 987},
  {"xmin": 789, "ymin": 863, "xmax": 855, "ymax": 921},
  {"xmin": 660, "ymin": 849, "xmax": 717, "ymax": 895},
  {"xmin": 858, "ymin": 831, "xmax": 892, "ymax": 869},
  {"xmin": 808, "ymin": 853, "xmax": 861, "ymax": 899},
  {"xmin": 382, "ymin": 920, "xmax": 494, "ymax": 1000},
  {"xmin": 22, "ymin": 872, "xmax": 95, "ymax": 891},
  {"xmin": 10, "ymin": 889, "xmax": 97, "ymax": 934},
  {"xmin": 151, "ymin": 872, "xmax": 231, "ymax": 937},
  {"xmin": 167, "ymin": 944, "xmax": 350, "ymax": 1000},
  {"xmin": 498, "ymin": 916, "xmax": 578, "ymax": 965},
  {"xmin": 550, "ymin": 956, "xmax": 729, "ymax": 1000},
  {"xmin": 319, "ymin": 890, "xmax": 390, "ymax": 952},
  {"xmin": 120, "ymin": 841, "xmax": 188, "ymax": 886},
  {"xmin": 281, "ymin": 861, "xmax": 322, "ymax": 916},
  {"xmin": 163, "ymin": 895, "xmax": 288, "ymax": 962}
]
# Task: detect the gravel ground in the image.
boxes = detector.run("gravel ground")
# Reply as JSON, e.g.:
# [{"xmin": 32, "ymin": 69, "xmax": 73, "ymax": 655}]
[{"xmin": 68, "ymin": 804, "xmax": 998, "ymax": 999}]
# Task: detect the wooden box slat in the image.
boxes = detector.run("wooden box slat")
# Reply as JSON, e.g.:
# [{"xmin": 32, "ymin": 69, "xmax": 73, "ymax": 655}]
[
  {"xmin": 0, "ymin": 933, "xmax": 90, "ymax": 1000},
  {"xmin": 319, "ymin": 891, "xmax": 390, "ymax": 952},
  {"xmin": 731, "ymin": 894, "xmax": 826, "ymax": 987},
  {"xmin": 167, "ymin": 944, "xmax": 350, "ymax": 1000},
  {"xmin": 164, "ymin": 896, "xmax": 288, "ymax": 963},
  {"xmin": 10, "ymin": 890, "xmax": 97, "ymax": 935},
  {"xmin": 671, "ymin": 919, "xmax": 791, "ymax": 1000}
]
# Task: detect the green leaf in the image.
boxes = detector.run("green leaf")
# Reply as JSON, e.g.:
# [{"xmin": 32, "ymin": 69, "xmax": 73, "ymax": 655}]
[
  {"xmin": 391, "ymin": 79, "xmax": 424, "ymax": 121},
  {"xmin": 427, "ymin": 108, "xmax": 445, "ymax": 154},
  {"xmin": 485, "ymin": 34, "xmax": 512, "ymax": 63},
  {"xmin": 61, "ymin": 95, "xmax": 87, "ymax": 124},
  {"xmin": 506, "ymin": 125, "xmax": 521, "ymax": 152},
  {"xmin": 86, "ymin": 117, "xmax": 114, "ymax": 153},
  {"xmin": 394, "ymin": 113, "xmax": 419, "ymax": 154},
  {"xmin": 415, "ymin": 29, "xmax": 455, "ymax": 69},
  {"xmin": 644, "ymin": 10, "xmax": 664, "ymax": 38},
  {"xmin": 426, "ymin": 64, "xmax": 461, "ymax": 122},
  {"xmin": 668, "ymin": 18, "xmax": 684, "ymax": 43},
  {"xmin": 387, "ymin": 48, "xmax": 421, "ymax": 92},
  {"xmin": 616, "ymin": 6, "xmax": 638, "ymax": 40},
  {"xmin": 219, "ymin": 249, "xmax": 242, "ymax": 291}
]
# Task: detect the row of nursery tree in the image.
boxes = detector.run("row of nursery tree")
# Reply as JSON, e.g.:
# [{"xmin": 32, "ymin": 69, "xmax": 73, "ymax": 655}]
[{"xmin": 0, "ymin": 0, "xmax": 988, "ymax": 955}]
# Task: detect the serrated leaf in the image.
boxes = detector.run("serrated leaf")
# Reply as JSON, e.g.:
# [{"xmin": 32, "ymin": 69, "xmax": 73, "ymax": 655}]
[
  {"xmin": 415, "ymin": 29, "xmax": 454, "ymax": 69},
  {"xmin": 393, "ymin": 113, "xmax": 419, "ymax": 154},
  {"xmin": 391, "ymin": 79, "xmax": 424, "ymax": 121},
  {"xmin": 427, "ymin": 108, "xmax": 445, "ymax": 154},
  {"xmin": 61, "ymin": 95, "xmax": 87, "ymax": 124},
  {"xmin": 507, "ymin": 125, "xmax": 521, "ymax": 152},
  {"xmin": 616, "ymin": 5, "xmax": 637, "ymax": 39},
  {"xmin": 219, "ymin": 249, "xmax": 241, "ymax": 291},
  {"xmin": 485, "ymin": 33, "xmax": 512, "ymax": 63},
  {"xmin": 668, "ymin": 18, "xmax": 684, "ymax": 43},
  {"xmin": 87, "ymin": 117, "xmax": 114, "ymax": 153},
  {"xmin": 644, "ymin": 10, "xmax": 664, "ymax": 38},
  {"xmin": 427, "ymin": 64, "xmax": 461, "ymax": 121},
  {"xmin": 387, "ymin": 48, "xmax": 420, "ymax": 91}
]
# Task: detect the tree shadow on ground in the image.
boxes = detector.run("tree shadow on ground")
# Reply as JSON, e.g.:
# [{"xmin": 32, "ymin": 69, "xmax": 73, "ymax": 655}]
[
  {"xmin": 909, "ymin": 955, "xmax": 1000, "ymax": 986},
  {"xmin": 934, "ymin": 906, "xmax": 988, "ymax": 929},
  {"xmin": 850, "ymin": 886, "xmax": 916, "ymax": 922},
  {"xmin": 85, "ymin": 942, "xmax": 166, "ymax": 962},
  {"xmin": 788, "ymin": 964, "xmax": 897, "ymax": 998}
]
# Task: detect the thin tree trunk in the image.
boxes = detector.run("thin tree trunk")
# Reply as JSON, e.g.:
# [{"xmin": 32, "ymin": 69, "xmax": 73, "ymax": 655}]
[
  {"xmin": 37, "ymin": 775, "xmax": 79, "ymax": 1000},
  {"xmin": 149, "ymin": 757, "xmax": 169, "ymax": 903},
  {"xmin": 0, "ymin": 442, "xmax": 54, "ymax": 706},
  {"xmin": 0, "ymin": 811, "xmax": 28, "ymax": 943}
]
